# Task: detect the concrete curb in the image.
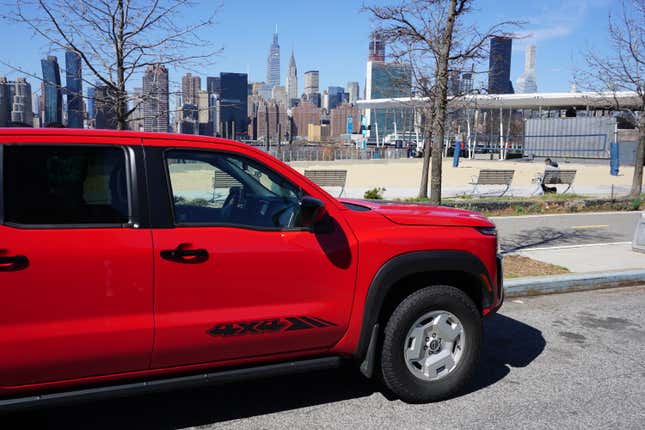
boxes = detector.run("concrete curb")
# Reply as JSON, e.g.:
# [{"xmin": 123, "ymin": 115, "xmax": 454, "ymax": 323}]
[{"xmin": 504, "ymin": 270, "xmax": 645, "ymax": 298}]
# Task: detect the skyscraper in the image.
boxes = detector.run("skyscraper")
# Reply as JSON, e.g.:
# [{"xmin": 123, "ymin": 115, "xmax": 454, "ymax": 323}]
[
  {"xmin": 368, "ymin": 31, "xmax": 385, "ymax": 62},
  {"xmin": 488, "ymin": 36, "xmax": 514, "ymax": 94},
  {"xmin": 460, "ymin": 66, "xmax": 474, "ymax": 94},
  {"xmin": 206, "ymin": 77, "xmax": 221, "ymax": 96},
  {"xmin": 266, "ymin": 27, "xmax": 280, "ymax": 89},
  {"xmin": 286, "ymin": 50, "xmax": 298, "ymax": 106},
  {"xmin": 41, "ymin": 55, "xmax": 63, "ymax": 126},
  {"xmin": 94, "ymin": 85, "xmax": 117, "ymax": 129},
  {"xmin": 516, "ymin": 45, "xmax": 538, "ymax": 94},
  {"xmin": 304, "ymin": 70, "xmax": 319, "ymax": 96},
  {"xmin": 65, "ymin": 50, "xmax": 83, "ymax": 128},
  {"xmin": 347, "ymin": 81, "xmax": 360, "ymax": 104},
  {"xmin": 0, "ymin": 77, "xmax": 33, "ymax": 126},
  {"xmin": 181, "ymin": 73, "xmax": 201, "ymax": 105},
  {"xmin": 365, "ymin": 32, "xmax": 412, "ymax": 137},
  {"xmin": 0, "ymin": 77, "xmax": 10, "ymax": 127},
  {"xmin": 271, "ymin": 85, "xmax": 288, "ymax": 107},
  {"xmin": 86, "ymin": 86, "xmax": 96, "ymax": 121},
  {"xmin": 327, "ymin": 86, "xmax": 344, "ymax": 111},
  {"xmin": 142, "ymin": 64, "xmax": 169, "ymax": 132},
  {"xmin": 219, "ymin": 72, "xmax": 248, "ymax": 139},
  {"xmin": 11, "ymin": 78, "xmax": 33, "ymax": 125}
]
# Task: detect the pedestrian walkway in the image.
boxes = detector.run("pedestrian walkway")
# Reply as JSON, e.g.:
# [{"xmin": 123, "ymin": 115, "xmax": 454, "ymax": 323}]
[
  {"xmin": 289, "ymin": 158, "xmax": 636, "ymax": 199},
  {"xmin": 513, "ymin": 242, "xmax": 643, "ymax": 273}
]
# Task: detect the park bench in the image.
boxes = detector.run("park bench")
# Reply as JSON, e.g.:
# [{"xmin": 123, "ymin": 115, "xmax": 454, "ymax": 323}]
[
  {"xmin": 304, "ymin": 169, "xmax": 348, "ymax": 197},
  {"xmin": 212, "ymin": 170, "xmax": 241, "ymax": 188},
  {"xmin": 533, "ymin": 169, "xmax": 577, "ymax": 194},
  {"xmin": 212, "ymin": 170, "xmax": 241, "ymax": 201},
  {"xmin": 469, "ymin": 169, "xmax": 515, "ymax": 196}
]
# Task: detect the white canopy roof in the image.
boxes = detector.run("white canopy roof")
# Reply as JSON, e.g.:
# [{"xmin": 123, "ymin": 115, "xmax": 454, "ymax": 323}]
[{"xmin": 356, "ymin": 91, "xmax": 641, "ymax": 110}]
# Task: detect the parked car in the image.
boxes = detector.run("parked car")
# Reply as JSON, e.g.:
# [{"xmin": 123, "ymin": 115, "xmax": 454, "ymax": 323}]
[{"xmin": 0, "ymin": 129, "xmax": 503, "ymax": 408}]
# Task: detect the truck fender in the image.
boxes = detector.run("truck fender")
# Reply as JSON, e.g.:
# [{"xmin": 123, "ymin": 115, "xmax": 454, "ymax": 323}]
[{"xmin": 356, "ymin": 250, "xmax": 493, "ymax": 376}]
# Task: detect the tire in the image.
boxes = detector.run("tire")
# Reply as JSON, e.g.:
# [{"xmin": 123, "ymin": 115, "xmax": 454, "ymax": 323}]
[{"xmin": 380, "ymin": 285, "xmax": 482, "ymax": 403}]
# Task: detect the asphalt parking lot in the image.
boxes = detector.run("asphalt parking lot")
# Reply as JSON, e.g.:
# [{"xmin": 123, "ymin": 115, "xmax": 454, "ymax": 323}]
[{"xmin": 3, "ymin": 285, "xmax": 645, "ymax": 430}]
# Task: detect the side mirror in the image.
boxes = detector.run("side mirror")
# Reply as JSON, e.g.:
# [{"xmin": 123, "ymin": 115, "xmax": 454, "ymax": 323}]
[{"xmin": 299, "ymin": 196, "xmax": 326, "ymax": 228}]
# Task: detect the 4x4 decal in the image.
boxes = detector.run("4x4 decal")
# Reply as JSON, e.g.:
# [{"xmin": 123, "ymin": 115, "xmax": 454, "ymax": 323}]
[{"xmin": 208, "ymin": 316, "xmax": 337, "ymax": 337}]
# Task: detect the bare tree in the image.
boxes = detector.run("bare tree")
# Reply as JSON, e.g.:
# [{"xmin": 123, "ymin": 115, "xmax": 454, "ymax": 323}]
[
  {"xmin": 578, "ymin": 0, "xmax": 644, "ymax": 196},
  {"xmin": 365, "ymin": 0, "xmax": 518, "ymax": 203},
  {"xmin": 7, "ymin": 0, "xmax": 218, "ymax": 130}
]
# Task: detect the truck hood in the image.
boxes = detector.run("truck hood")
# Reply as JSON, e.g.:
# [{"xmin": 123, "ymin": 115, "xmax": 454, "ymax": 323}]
[{"xmin": 340, "ymin": 199, "xmax": 495, "ymax": 228}]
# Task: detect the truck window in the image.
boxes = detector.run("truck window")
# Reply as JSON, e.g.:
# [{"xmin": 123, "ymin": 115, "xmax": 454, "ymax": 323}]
[{"xmin": 3, "ymin": 145, "xmax": 129, "ymax": 226}]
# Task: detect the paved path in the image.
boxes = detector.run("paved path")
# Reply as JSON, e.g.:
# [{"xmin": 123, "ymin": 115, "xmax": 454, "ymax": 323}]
[
  {"xmin": 493, "ymin": 211, "xmax": 641, "ymax": 252},
  {"xmin": 516, "ymin": 242, "xmax": 644, "ymax": 273},
  {"xmin": 5, "ymin": 286, "xmax": 644, "ymax": 430}
]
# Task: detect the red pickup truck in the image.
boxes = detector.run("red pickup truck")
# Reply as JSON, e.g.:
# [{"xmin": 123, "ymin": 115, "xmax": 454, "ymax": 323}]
[{"xmin": 0, "ymin": 129, "xmax": 502, "ymax": 407}]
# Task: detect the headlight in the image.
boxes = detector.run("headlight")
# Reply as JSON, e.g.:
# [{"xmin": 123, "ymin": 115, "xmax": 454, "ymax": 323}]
[
  {"xmin": 476, "ymin": 227, "xmax": 500, "ymax": 253},
  {"xmin": 476, "ymin": 227, "xmax": 497, "ymax": 236}
]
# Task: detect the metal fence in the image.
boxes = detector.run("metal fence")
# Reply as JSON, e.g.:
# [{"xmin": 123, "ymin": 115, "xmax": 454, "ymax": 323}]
[
  {"xmin": 523, "ymin": 117, "xmax": 615, "ymax": 159},
  {"xmin": 262, "ymin": 146, "xmax": 409, "ymax": 162}
]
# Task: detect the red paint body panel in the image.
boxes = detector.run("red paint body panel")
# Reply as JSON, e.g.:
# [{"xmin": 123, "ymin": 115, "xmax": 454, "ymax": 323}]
[
  {"xmin": 339, "ymin": 198, "xmax": 495, "ymax": 227},
  {"xmin": 0, "ymin": 226, "xmax": 154, "ymax": 387},
  {"xmin": 151, "ymin": 225, "xmax": 358, "ymax": 367},
  {"xmin": 0, "ymin": 129, "xmax": 502, "ymax": 398}
]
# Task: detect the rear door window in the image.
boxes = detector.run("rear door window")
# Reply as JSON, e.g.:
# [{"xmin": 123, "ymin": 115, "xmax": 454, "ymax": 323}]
[{"xmin": 3, "ymin": 145, "xmax": 130, "ymax": 226}]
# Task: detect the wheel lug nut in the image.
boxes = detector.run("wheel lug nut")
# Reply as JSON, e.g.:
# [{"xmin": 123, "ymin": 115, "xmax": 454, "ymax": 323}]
[
  {"xmin": 432, "ymin": 333, "xmax": 437, "ymax": 338},
  {"xmin": 425, "ymin": 337, "xmax": 429, "ymax": 341}
]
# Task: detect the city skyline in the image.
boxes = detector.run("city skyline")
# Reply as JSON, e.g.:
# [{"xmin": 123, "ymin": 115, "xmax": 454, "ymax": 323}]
[{"xmin": 0, "ymin": 0, "xmax": 623, "ymax": 95}]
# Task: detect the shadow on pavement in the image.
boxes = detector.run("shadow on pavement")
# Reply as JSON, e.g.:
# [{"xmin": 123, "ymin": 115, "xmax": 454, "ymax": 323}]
[
  {"xmin": 1, "ymin": 314, "xmax": 544, "ymax": 429},
  {"xmin": 501, "ymin": 226, "xmax": 614, "ymax": 252},
  {"xmin": 463, "ymin": 313, "xmax": 546, "ymax": 395}
]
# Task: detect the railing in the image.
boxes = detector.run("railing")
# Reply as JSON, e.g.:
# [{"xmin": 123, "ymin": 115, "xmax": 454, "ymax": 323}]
[{"xmin": 261, "ymin": 147, "xmax": 409, "ymax": 162}]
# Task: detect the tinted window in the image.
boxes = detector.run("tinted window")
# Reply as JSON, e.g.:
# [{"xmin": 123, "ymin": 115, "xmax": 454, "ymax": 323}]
[
  {"xmin": 4, "ymin": 145, "xmax": 129, "ymax": 225},
  {"xmin": 166, "ymin": 150, "xmax": 301, "ymax": 228}
]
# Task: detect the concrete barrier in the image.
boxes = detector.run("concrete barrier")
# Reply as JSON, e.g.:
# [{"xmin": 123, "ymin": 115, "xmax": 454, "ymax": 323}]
[{"xmin": 505, "ymin": 270, "xmax": 645, "ymax": 298}]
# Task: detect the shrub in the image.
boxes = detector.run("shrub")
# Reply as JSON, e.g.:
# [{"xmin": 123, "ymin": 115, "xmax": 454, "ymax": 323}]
[
  {"xmin": 364, "ymin": 187, "xmax": 386, "ymax": 199},
  {"xmin": 631, "ymin": 198, "xmax": 642, "ymax": 211}
]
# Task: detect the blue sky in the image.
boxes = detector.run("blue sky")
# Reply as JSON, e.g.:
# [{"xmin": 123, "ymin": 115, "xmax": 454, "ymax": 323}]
[{"xmin": 0, "ymin": 0, "xmax": 618, "ymax": 95}]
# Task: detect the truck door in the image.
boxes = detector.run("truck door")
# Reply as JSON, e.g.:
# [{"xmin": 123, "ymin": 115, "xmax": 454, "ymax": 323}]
[
  {"xmin": 0, "ymin": 143, "xmax": 153, "ymax": 387},
  {"xmin": 147, "ymin": 145, "xmax": 358, "ymax": 368}
]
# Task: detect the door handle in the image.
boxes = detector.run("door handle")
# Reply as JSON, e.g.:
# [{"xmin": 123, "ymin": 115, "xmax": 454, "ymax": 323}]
[
  {"xmin": 160, "ymin": 245, "xmax": 209, "ymax": 264},
  {"xmin": 0, "ymin": 255, "xmax": 29, "ymax": 272}
]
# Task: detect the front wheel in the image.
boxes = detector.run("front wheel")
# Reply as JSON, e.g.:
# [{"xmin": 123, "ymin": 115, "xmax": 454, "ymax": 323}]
[{"xmin": 380, "ymin": 285, "xmax": 482, "ymax": 403}]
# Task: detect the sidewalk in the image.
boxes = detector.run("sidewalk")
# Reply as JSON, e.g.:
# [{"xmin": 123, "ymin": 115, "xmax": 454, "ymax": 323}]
[
  {"xmin": 512, "ymin": 242, "xmax": 643, "ymax": 274},
  {"xmin": 504, "ymin": 242, "xmax": 645, "ymax": 297}
]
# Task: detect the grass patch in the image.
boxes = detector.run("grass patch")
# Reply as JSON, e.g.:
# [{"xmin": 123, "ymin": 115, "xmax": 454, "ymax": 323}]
[
  {"xmin": 398, "ymin": 194, "xmax": 644, "ymax": 217},
  {"xmin": 503, "ymin": 255, "xmax": 570, "ymax": 279}
]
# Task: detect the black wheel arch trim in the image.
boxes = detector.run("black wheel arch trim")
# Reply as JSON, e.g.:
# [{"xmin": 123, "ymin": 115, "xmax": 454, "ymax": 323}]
[{"xmin": 355, "ymin": 250, "xmax": 494, "ymax": 363}]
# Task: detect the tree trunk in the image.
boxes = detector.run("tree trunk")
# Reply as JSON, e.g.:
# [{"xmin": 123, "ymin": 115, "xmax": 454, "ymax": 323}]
[
  {"xmin": 631, "ymin": 111, "xmax": 645, "ymax": 196},
  {"xmin": 418, "ymin": 111, "xmax": 433, "ymax": 199},
  {"xmin": 429, "ymin": 0, "xmax": 458, "ymax": 204}
]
